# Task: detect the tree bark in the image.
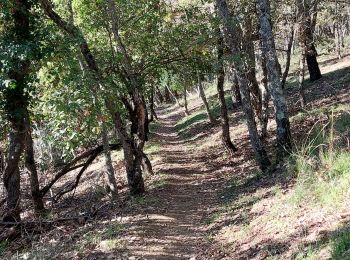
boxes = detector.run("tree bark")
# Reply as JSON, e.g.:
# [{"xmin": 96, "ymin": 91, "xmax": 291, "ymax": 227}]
[
  {"xmin": 39, "ymin": 143, "xmax": 121, "ymax": 198},
  {"xmin": 101, "ymin": 128, "xmax": 118, "ymax": 200},
  {"xmin": 297, "ymin": 0, "xmax": 322, "ymax": 81},
  {"xmin": 216, "ymin": 0, "xmax": 271, "ymax": 171},
  {"xmin": 184, "ymin": 84, "xmax": 190, "ymax": 115},
  {"xmin": 142, "ymin": 152, "xmax": 154, "ymax": 176},
  {"xmin": 298, "ymin": 54, "xmax": 306, "ymax": 107},
  {"xmin": 111, "ymin": 111, "xmax": 145, "ymax": 195},
  {"xmin": 217, "ymin": 31, "xmax": 238, "ymax": 156},
  {"xmin": 155, "ymin": 86, "xmax": 164, "ymax": 103},
  {"xmin": 164, "ymin": 86, "xmax": 172, "ymax": 103},
  {"xmin": 230, "ymin": 70, "xmax": 241, "ymax": 104},
  {"xmin": 258, "ymin": 42, "xmax": 271, "ymax": 141},
  {"xmin": 3, "ymin": 132, "xmax": 24, "ymax": 222},
  {"xmin": 24, "ymin": 124, "xmax": 45, "ymax": 214},
  {"xmin": 243, "ymin": 17, "xmax": 263, "ymax": 128},
  {"xmin": 334, "ymin": 0, "xmax": 342, "ymax": 59},
  {"xmin": 2, "ymin": 0, "xmax": 32, "ymax": 222},
  {"xmin": 149, "ymin": 90, "xmax": 158, "ymax": 121},
  {"xmin": 257, "ymin": 0, "xmax": 292, "ymax": 160},
  {"xmin": 0, "ymin": 150, "xmax": 4, "ymax": 175},
  {"xmin": 197, "ymin": 71, "xmax": 215, "ymax": 123},
  {"xmin": 281, "ymin": 21, "xmax": 295, "ymax": 89}
]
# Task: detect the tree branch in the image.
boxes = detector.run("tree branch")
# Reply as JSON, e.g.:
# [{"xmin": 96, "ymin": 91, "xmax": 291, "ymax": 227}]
[{"xmin": 39, "ymin": 144, "xmax": 121, "ymax": 197}]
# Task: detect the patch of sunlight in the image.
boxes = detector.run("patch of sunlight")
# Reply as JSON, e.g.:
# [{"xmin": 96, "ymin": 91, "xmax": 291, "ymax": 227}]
[
  {"xmin": 220, "ymin": 224, "xmax": 252, "ymax": 244},
  {"xmin": 99, "ymin": 239, "xmax": 126, "ymax": 252}
]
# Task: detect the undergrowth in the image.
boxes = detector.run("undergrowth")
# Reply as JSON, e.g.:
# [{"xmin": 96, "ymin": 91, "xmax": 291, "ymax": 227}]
[
  {"xmin": 287, "ymin": 111, "xmax": 350, "ymax": 208},
  {"xmin": 206, "ymin": 109, "xmax": 350, "ymax": 259}
]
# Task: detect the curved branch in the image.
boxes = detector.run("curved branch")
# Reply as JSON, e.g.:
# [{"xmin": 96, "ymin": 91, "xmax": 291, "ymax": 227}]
[
  {"xmin": 39, "ymin": 144, "xmax": 121, "ymax": 197},
  {"xmin": 53, "ymin": 149, "xmax": 100, "ymax": 202}
]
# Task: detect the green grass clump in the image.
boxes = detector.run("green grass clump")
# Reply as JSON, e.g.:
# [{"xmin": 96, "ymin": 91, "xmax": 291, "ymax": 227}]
[
  {"xmin": 149, "ymin": 121, "xmax": 161, "ymax": 133},
  {"xmin": 0, "ymin": 241, "xmax": 7, "ymax": 257},
  {"xmin": 288, "ymin": 111, "xmax": 350, "ymax": 208},
  {"xmin": 103, "ymin": 223, "xmax": 125, "ymax": 239},
  {"xmin": 331, "ymin": 229, "xmax": 350, "ymax": 259}
]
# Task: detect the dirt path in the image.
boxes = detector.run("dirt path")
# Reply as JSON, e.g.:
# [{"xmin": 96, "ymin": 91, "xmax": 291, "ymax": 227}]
[{"xmin": 122, "ymin": 106, "xmax": 222, "ymax": 259}]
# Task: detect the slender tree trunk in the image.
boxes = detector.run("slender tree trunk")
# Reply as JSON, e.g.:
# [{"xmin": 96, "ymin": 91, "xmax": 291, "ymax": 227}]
[
  {"xmin": 243, "ymin": 18, "xmax": 263, "ymax": 127},
  {"xmin": 335, "ymin": 0, "xmax": 342, "ymax": 59},
  {"xmin": 230, "ymin": 70, "xmax": 241, "ymax": 104},
  {"xmin": 149, "ymin": 90, "xmax": 158, "ymax": 121},
  {"xmin": 297, "ymin": 0, "xmax": 322, "ymax": 81},
  {"xmin": 143, "ymin": 96, "xmax": 150, "ymax": 142},
  {"xmin": 298, "ymin": 54, "xmax": 306, "ymax": 107},
  {"xmin": 142, "ymin": 152, "xmax": 154, "ymax": 175},
  {"xmin": 257, "ymin": 0, "xmax": 292, "ymax": 160},
  {"xmin": 164, "ymin": 85, "xmax": 172, "ymax": 103},
  {"xmin": 0, "ymin": 150, "xmax": 4, "ymax": 175},
  {"xmin": 3, "ymin": 131, "xmax": 25, "ymax": 221},
  {"xmin": 216, "ymin": 0, "xmax": 271, "ymax": 171},
  {"xmin": 101, "ymin": 127, "xmax": 118, "ymax": 200},
  {"xmin": 217, "ymin": 31, "xmax": 237, "ymax": 156},
  {"xmin": 184, "ymin": 85, "xmax": 190, "ymax": 115},
  {"xmin": 156, "ymin": 86, "xmax": 164, "ymax": 103},
  {"xmin": 24, "ymin": 124, "xmax": 45, "ymax": 214},
  {"xmin": 281, "ymin": 22, "xmax": 295, "ymax": 89},
  {"xmin": 167, "ymin": 85, "xmax": 182, "ymax": 107},
  {"xmin": 112, "ymin": 111, "xmax": 145, "ymax": 195},
  {"xmin": 258, "ymin": 39, "xmax": 271, "ymax": 141},
  {"xmin": 197, "ymin": 72, "xmax": 215, "ymax": 123}
]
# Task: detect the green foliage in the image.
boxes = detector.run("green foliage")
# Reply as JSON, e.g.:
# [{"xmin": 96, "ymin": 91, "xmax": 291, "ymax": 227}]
[
  {"xmin": 103, "ymin": 223, "xmax": 125, "ymax": 239},
  {"xmin": 331, "ymin": 229, "xmax": 350, "ymax": 259},
  {"xmin": 0, "ymin": 241, "xmax": 7, "ymax": 257}
]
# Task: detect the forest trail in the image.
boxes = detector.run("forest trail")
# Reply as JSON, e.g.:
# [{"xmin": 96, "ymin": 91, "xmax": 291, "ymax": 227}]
[{"xmin": 122, "ymin": 105, "xmax": 222, "ymax": 259}]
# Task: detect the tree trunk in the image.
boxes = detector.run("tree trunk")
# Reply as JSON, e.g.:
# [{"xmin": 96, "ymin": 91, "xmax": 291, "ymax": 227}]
[
  {"xmin": 298, "ymin": 54, "xmax": 306, "ymax": 107},
  {"xmin": 164, "ymin": 86, "xmax": 172, "ymax": 103},
  {"xmin": 257, "ymin": 0, "xmax": 292, "ymax": 161},
  {"xmin": 149, "ymin": 90, "xmax": 158, "ymax": 121},
  {"xmin": 0, "ymin": 150, "xmax": 4, "ymax": 175},
  {"xmin": 230, "ymin": 70, "xmax": 241, "ymax": 104},
  {"xmin": 167, "ymin": 85, "xmax": 182, "ymax": 107},
  {"xmin": 143, "ymin": 96, "xmax": 150, "ymax": 142},
  {"xmin": 281, "ymin": 21, "xmax": 295, "ymax": 89},
  {"xmin": 101, "ymin": 127, "xmax": 118, "ymax": 200},
  {"xmin": 112, "ymin": 111, "xmax": 145, "ymax": 195},
  {"xmin": 243, "ymin": 17, "xmax": 263, "ymax": 128},
  {"xmin": 335, "ymin": 18, "xmax": 342, "ymax": 59},
  {"xmin": 24, "ymin": 124, "xmax": 45, "ymax": 214},
  {"xmin": 2, "ymin": 0, "xmax": 32, "ymax": 222},
  {"xmin": 259, "ymin": 42, "xmax": 271, "ymax": 141},
  {"xmin": 217, "ymin": 31, "xmax": 237, "ymax": 156},
  {"xmin": 142, "ymin": 152, "xmax": 154, "ymax": 175},
  {"xmin": 216, "ymin": 0, "xmax": 271, "ymax": 171},
  {"xmin": 184, "ymin": 85, "xmax": 190, "ymax": 115},
  {"xmin": 298, "ymin": 0, "xmax": 322, "ymax": 81},
  {"xmin": 3, "ymin": 131, "xmax": 25, "ymax": 221},
  {"xmin": 156, "ymin": 86, "xmax": 164, "ymax": 103},
  {"xmin": 197, "ymin": 72, "xmax": 215, "ymax": 123}
]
